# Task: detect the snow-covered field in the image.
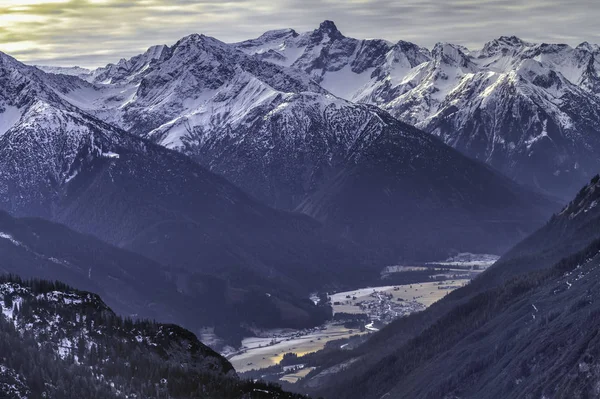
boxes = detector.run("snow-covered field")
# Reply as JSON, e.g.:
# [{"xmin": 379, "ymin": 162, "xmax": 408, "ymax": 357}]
[
  {"xmin": 429, "ymin": 253, "xmax": 500, "ymax": 267},
  {"xmin": 279, "ymin": 367, "xmax": 316, "ymax": 383},
  {"xmin": 228, "ymin": 323, "xmax": 361, "ymax": 373}
]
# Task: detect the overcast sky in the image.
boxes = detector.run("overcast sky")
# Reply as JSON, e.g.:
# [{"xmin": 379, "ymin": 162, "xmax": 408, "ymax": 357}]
[{"xmin": 1, "ymin": 0, "xmax": 599, "ymax": 68}]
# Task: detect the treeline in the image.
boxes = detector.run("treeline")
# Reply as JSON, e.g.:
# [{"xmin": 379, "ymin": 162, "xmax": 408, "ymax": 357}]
[{"xmin": 0, "ymin": 274, "xmax": 79, "ymax": 295}]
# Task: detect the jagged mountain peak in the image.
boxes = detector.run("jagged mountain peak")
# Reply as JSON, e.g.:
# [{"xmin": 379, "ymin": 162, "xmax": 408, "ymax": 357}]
[
  {"xmin": 481, "ymin": 35, "xmax": 529, "ymax": 52},
  {"xmin": 0, "ymin": 51, "xmax": 42, "ymax": 86},
  {"xmin": 394, "ymin": 39, "xmax": 430, "ymax": 54},
  {"xmin": 130, "ymin": 43, "xmax": 170, "ymax": 66},
  {"xmin": 317, "ymin": 20, "xmax": 341, "ymax": 33},
  {"xmin": 517, "ymin": 42, "xmax": 577, "ymax": 64},
  {"xmin": 498, "ymin": 35, "xmax": 524, "ymax": 42},
  {"xmin": 116, "ymin": 43, "xmax": 169, "ymax": 64},
  {"xmin": 174, "ymin": 32, "xmax": 228, "ymax": 48},
  {"xmin": 93, "ymin": 43, "xmax": 171, "ymax": 84},
  {"xmin": 432, "ymin": 42, "xmax": 470, "ymax": 54},
  {"xmin": 310, "ymin": 19, "xmax": 345, "ymax": 42},
  {"xmin": 250, "ymin": 27, "xmax": 298, "ymax": 43},
  {"xmin": 431, "ymin": 42, "xmax": 475, "ymax": 69},
  {"xmin": 165, "ymin": 33, "xmax": 235, "ymax": 65},
  {"xmin": 577, "ymin": 41, "xmax": 600, "ymax": 52},
  {"xmin": 0, "ymin": 51, "xmax": 21, "ymax": 67},
  {"xmin": 146, "ymin": 43, "xmax": 169, "ymax": 54},
  {"xmin": 496, "ymin": 35, "xmax": 528, "ymax": 46},
  {"xmin": 0, "ymin": 54, "xmax": 75, "ymax": 121},
  {"xmin": 535, "ymin": 41, "xmax": 571, "ymax": 51}
]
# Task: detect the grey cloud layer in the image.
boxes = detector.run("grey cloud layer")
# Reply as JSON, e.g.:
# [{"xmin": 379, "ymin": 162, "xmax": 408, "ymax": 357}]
[{"xmin": 0, "ymin": 0, "xmax": 598, "ymax": 67}]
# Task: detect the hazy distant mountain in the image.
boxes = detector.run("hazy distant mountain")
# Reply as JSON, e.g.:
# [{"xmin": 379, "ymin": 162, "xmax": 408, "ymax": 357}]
[
  {"xmin": 0, "ymin": 209, "xmax": 197, "ymax": 327},
  {"xmin": 35, "ymin": 65, "xmax": 93, "ymax": 79}
]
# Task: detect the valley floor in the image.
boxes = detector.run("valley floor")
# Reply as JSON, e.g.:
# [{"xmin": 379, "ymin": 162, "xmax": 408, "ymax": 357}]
[
  {"xmin": 229, "ymin": 253, "xmax": 498, "ymax": 381},
  {"xmin": 229, "ymin": 279, "xmax": 468, "ymax": 374},
  {"xmin": 228, "ymin": 324, "xmax": 362, "ymax": 373}
]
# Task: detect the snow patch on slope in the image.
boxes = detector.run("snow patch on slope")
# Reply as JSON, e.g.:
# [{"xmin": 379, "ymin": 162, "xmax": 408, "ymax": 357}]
[{"xmin": 0, "ymin": 106, "xmax": 22, "ymax": 136}]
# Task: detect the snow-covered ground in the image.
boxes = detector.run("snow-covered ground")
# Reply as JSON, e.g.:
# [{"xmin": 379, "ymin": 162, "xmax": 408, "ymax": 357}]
[
  {"xmin": 429, "ymin": 253, "xmax": 500, "ymax": 267},
  {"xmin": 0, "ymin": 106, "xmax": 22, "ymax": 136},
  {"xmin": 381, "ymin": 253, "xmax": 499, "ymax": 277},
  {"xmin": 0, "ymin": 364, "xmax": 29, "ymax": 399},
  {"xmin": 228, "ymin": 323, "xmax": 360, "ymax": 373}
]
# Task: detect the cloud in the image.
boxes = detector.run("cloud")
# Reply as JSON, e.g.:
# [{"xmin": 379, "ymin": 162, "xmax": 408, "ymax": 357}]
[{"xmin": 0, "ymin": 0, "xmax": 599, "ymax": 67}]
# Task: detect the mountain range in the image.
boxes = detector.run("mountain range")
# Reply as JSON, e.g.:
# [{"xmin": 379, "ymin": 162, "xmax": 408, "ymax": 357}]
[
  {"xmin": 31, "ymin": 21, "xmax": 600, "ymax": 204},
  {"xmin": 236, "ymin": 21, "xmax": 600, "ymax": 200},
  {"xmin": 20, "ymin": 25, "xmax": 559, "ymax": 262},
  {"xmin": 4, "ymin": 20, "xmax": 592, "ymax": 348}
]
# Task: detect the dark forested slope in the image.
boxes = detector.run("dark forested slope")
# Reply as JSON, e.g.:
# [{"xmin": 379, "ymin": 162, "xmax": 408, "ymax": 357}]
[{"xmin": 0, "ymin": 275, "xmax": 305, "ymax": 399}]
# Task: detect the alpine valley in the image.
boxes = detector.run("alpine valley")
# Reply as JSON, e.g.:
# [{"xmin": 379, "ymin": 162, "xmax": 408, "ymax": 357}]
[{"xmin": 1, "ymin": 16, "xmax": 600, "ymax": 399}]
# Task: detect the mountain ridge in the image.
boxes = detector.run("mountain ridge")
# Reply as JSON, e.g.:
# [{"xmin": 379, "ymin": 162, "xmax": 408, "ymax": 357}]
[{"xmin": 236, "ymin": 22, "xmax": 600, "ymax": 200}]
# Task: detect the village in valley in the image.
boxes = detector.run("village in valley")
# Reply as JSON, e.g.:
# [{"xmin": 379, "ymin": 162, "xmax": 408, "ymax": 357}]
[
  {"xmin": 229, "ymin": 254, "xmax": 499, "ymax": 383},
  {"xmin": 328, "ymin": 281, "xmax": 465, "ymax": 330}
]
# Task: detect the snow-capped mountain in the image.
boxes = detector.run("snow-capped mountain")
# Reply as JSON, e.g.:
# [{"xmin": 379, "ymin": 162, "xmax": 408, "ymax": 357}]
[
  {"xmin": 67, "ymin": 32, "xmax": 389, "ymax": 210},
  {"xmin": 0, "ymin": 52, "xmax": 362, "ymax": 343},
  {"xmin": 10, "ymin": 29, "xmax": 559, "ymax": 259},
  {"xmin": 22, "ymin": 23, "xmax": 600, "ymax": 202},
  {"xmin": 54, "ymin": 33, "xmax": 323, "ymax": 139},
  {"xmin": 234, "ymin": 21, "xmax": 431, "ymax": 103},
  {"xmin": 397, "ymin": 39, "xmax": 600, "ymax": 199},
  {"xmin": 239, "ymin": 23, "xmax": 600, "ymax": 199}
]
